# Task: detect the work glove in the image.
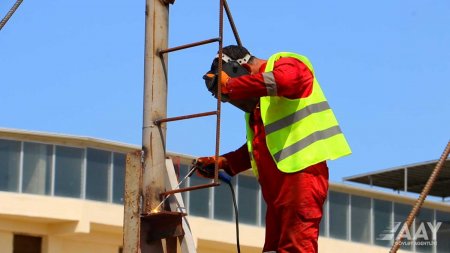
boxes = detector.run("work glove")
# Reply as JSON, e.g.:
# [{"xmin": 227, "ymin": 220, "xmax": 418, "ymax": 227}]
[
  {"xmin": 205, "ymin": 71, "xmax": 231, "ymax": 94},
  {"xmin": 191, "ymin": 156, "xmax": 229, "ymax": 179}
]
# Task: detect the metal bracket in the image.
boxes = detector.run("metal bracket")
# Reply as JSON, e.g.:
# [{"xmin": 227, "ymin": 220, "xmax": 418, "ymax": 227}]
[{"xmin": 141, "ymin": 211, "xmax": 185, "ymax": 242}]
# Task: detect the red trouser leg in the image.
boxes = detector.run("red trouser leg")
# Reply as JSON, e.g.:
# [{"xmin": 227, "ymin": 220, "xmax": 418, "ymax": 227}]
[{"xmin": 262, "ymin": 163, "xmax": 329, "ymax": 253}]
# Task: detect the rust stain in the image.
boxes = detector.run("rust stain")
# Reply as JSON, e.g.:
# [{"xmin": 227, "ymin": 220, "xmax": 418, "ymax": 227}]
[
  {"xmin": 123, "ymin": 151, "xmax": 142, "ymax": 253},
  {"xmin": 144, "ymin": 186, "xmax": 152, "ymax": 214}
]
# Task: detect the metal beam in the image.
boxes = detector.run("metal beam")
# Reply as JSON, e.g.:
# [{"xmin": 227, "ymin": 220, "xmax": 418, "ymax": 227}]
[{"xmin": 141, "ymin": 0, "xmax": 169, "ymax": 251}]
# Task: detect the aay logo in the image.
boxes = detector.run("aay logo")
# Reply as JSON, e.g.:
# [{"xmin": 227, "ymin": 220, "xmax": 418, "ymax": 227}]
[{"xmin": 377, "ymin": 221, "xmax": 441, "ymax": 245}]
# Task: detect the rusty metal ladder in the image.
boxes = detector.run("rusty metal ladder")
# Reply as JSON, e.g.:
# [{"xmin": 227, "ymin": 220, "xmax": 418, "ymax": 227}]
[
  {"xmin": 123, "ymin": 0, "xmax": 244, "ymax": 252},
  {"xmin": 157, "ymin": 0, "xmax": 243, "ymax": 194}
]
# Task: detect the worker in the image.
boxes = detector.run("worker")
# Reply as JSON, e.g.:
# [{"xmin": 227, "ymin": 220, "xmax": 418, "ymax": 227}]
[{"xmin": 193, "ymin": 45, "xmax": 351, "ymax": 253}]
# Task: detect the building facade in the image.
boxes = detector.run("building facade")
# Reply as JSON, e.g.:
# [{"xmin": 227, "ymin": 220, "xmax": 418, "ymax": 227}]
[{"xmin": 0, "ymin": 128, "xmax": 449, "ymax": 253}]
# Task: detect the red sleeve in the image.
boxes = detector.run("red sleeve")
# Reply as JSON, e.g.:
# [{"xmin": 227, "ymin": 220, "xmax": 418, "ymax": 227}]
[
  {"xmin": 222, "ymin": 143, "xmax": 251, "ymax": 176},
  {"xmin": 226, "ymin": 57, "xmax": 314, "ymax": 100}
]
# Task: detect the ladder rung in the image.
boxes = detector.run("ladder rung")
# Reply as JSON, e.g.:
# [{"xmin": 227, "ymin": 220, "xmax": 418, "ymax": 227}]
[
  {"xmin": 155, "ymin": 111, "xmax": 218, "ymax": 124},
  {"xmin": 159, "ymin": 37, "xmax": 221, "ymax": 54},
  {"xmin": 162, "ymin": 182, "xmax": 220, "ymax": 196}
]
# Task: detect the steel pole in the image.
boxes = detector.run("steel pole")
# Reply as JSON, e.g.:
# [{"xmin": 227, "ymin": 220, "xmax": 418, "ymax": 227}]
[
  {"xmin": 141, "ymin": 0, "xmax": 169, "ymax": 251},
  {"xmin": 142, "ymin": 0, "xmax": 169, "ymax": 215}
]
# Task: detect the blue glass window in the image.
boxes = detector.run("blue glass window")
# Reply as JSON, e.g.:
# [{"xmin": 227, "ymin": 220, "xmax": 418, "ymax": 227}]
[
  {"xmin": 188, "ymin": 175, "xmax": 210, "ymax": 217},
  {"xmin": 436, "ymin": 210, "xmax": 450, "ymax": 253},
  {"xmin": 86, "ymin": 148, "xmax": 111, "ymax": 201},
  {"xmin": 238, "ymin": 175, "xmax": 258, "ymax": 225},
  {"xmin": 374, "ymin": 199, "xmax": 392, "ymax": 247},
  {"xmin": 55, "ymin": 146, "xmax": 83, "ymax": 198},
  {"xmin": 351, "ymin": 195, "xmax": 371, "ymax": 243},
  {"xmin": 0, "ymin": 139, "xmax": 20, "ymax": 192},
  {"xmin": 22, "ymin": 142, "xmax": 52, "ymax": 195},
  {"xmin": 113, "ymin": 153, "xmax": 125, "ymax": 204},
  {"xmin": 329, "ymin": 191, "xmax": 349, "ymax": 240}
]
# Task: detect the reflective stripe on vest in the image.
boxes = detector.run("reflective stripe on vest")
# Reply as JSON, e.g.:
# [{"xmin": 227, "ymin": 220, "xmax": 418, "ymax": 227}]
[
  {"xmin": 245, "ymin": 52, "xmax": 351, "ymax": 175},
  {"xmin": 262, "ymin": 72, "xmax": 277, "ymax": 96},
  {"xmin": 245, "ymin": 113, "xmax": 259, "ymax": 178}
]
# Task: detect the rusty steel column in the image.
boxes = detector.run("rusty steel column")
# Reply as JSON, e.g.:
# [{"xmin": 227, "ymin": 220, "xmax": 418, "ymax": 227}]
[
  {"xmin": 141, "ymin": 0, "xmax": 169, "ymax": 251},
  {"xmin": 123, "ymin": 151, "xmax": 142, "ymax": 253}
]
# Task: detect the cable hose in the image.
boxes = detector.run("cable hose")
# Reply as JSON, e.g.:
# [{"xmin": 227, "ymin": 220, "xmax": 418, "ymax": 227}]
[{"xmin": 223, "ymin": 180, "xmax": 241, "ymax": 253}]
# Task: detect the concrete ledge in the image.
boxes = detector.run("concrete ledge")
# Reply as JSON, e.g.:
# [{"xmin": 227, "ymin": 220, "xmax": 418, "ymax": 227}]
[{"xmin": 0, "ymin": 192, "xmax": 123, "ymax": 236}]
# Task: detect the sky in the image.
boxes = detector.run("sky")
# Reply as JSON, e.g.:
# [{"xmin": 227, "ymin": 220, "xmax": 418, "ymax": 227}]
[{"xmin": 1, "ymin": 0, "xmax": 449, "ymax": 183}]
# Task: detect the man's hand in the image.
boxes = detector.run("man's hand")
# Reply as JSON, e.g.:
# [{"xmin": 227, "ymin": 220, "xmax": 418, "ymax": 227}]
[
  {"xmin": 206, "ymin": 71, "xmax": 231, "ymax": 94},
  {"xmin": 191, "ymin": 156, "xmax": 228, "ymax": 179}
]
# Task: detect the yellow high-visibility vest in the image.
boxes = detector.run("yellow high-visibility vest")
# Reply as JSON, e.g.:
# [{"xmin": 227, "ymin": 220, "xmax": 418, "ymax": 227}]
[{"xmin": 245, "ymin": 52, "xmax": 351, "ymax": 176}]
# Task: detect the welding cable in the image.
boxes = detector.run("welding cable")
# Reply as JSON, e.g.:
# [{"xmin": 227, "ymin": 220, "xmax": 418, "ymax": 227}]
[
  {"xmin": 228, "ymin": 180, "xmax": 241, "ymax": 253},
  {"xmin": 186, "ymin": 166, "xmax": 241, "ymax": 253},
  {"xmin": 218, "ymin": 172, "xmax": 241, "ymax": 253}
]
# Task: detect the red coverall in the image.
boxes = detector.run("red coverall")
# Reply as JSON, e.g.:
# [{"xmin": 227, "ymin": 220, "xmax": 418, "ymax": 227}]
[{"xmin": 222, "ymin": 56, "xmax": 329, "ymax": 253}]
